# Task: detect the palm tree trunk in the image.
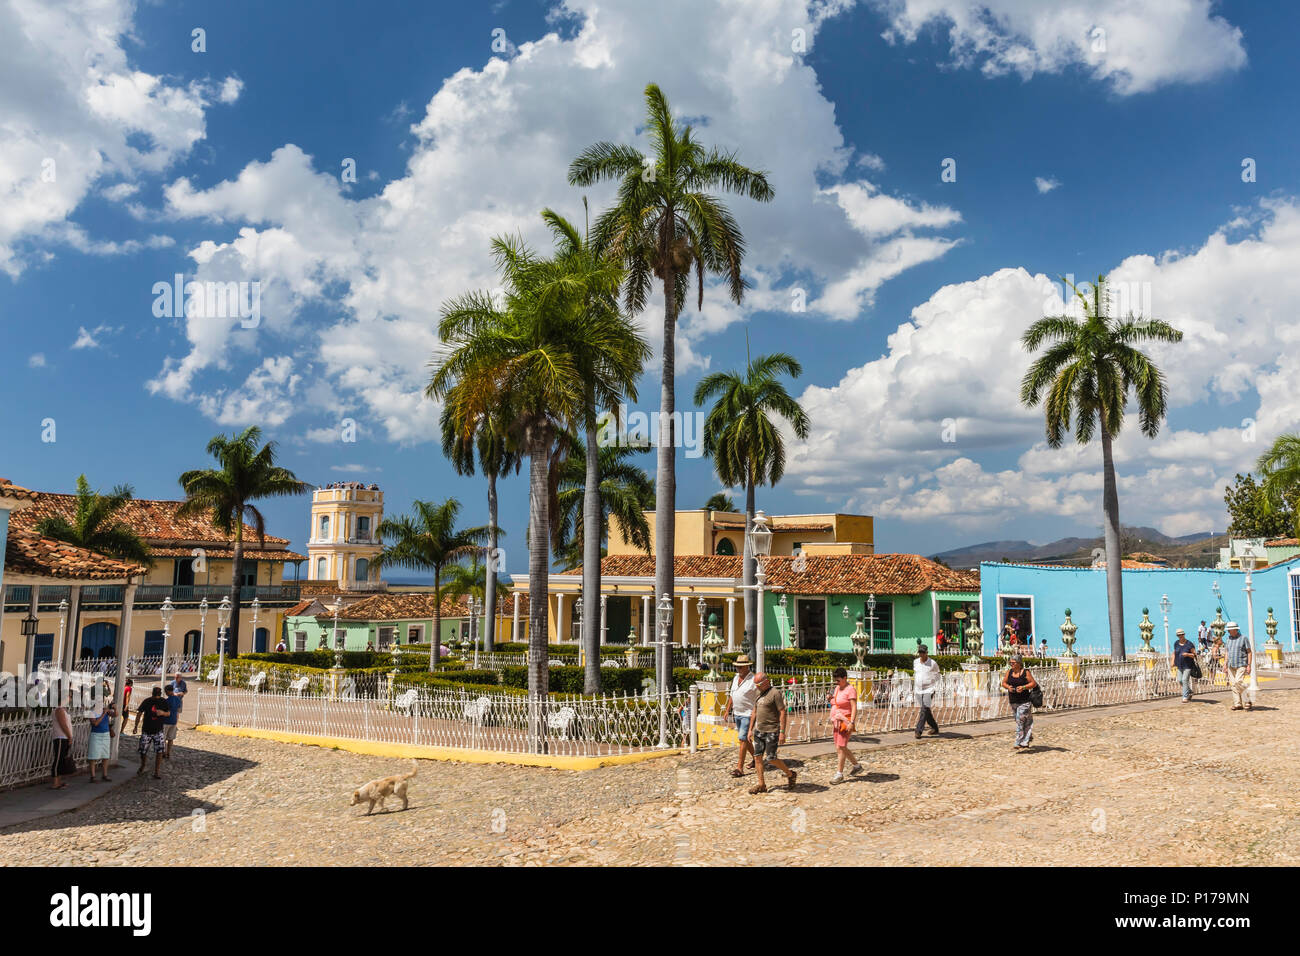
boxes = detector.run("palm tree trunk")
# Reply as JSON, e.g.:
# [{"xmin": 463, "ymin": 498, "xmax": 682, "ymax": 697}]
[
  {"xmin": 431, "ymin": 566, "xmax": 442, "ymax": 672},
  {"xmin": 743, "ymin": 475, "xmax": 757, "ymax": 653},
  {"xmin": 229, "ymin": 527, "xmax": 244, "ymax": 656},
  {"xmin": 656, "ymin": 257, "xmax": 677, "ymax": 692},
  {"xmin": 582, "ymin": 417, "xmax": 602, "ymax": 694},
  {"xmin": 484, "ymin": 472, "xmax": 499, "ymax": 652},
  {"xmin": 1100, "ymin": 424, "xmax": 1126, "ymax": 662},
  {"xmin": 527, "ymin": 436, "xmax": 551, "ymax": 753}
]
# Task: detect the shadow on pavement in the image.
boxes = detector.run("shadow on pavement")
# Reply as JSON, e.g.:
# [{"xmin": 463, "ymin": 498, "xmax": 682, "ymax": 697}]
[{"xmin": 1, "ymin": 741, "xmax": 258, "ymax": 836}]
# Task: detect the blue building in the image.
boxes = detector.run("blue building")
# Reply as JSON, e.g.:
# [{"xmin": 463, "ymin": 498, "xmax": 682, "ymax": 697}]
[{"xmin": 977, "ymin": 559, "xmax": 1300, "ymax": 655}]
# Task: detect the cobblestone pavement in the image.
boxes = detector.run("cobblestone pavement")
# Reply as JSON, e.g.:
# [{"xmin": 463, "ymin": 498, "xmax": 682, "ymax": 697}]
[{"xmin": 5, "ymin": 687, "xmax": 1296, "ymax": 866}]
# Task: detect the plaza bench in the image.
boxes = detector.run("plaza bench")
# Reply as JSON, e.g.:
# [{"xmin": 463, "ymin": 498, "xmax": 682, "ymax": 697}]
[
  {"xmin": 248, "ymin": 671, "xmax": 267, "ymax": 693},
  {"xmin": 600, "ymin": 659, "xmax": 620, "ymax": 668},
  {"xmin": 463, "ymin": 696, "xmax": 492, "ymax": 723},
  {"xmin": 207, "ymin": 667, "xmax": 222, "ymax": 682},
  {"xmin": 289, "ymin": 676, "xmax": 310, "ymax": 696},
  {"xmin": 393, "ymin": 689, "xmax": 418, "ymax": 715},
  {"xmin": 547, "ymin": 706, "xmax": 577, "ymax": 738}
]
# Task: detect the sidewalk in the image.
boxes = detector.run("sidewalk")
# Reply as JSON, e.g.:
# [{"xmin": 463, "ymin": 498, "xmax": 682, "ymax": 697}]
[
  {"xmin": 0, "ymin": 758, "xmax": 135, "ymax": 830},
  {"xmin": 778, "ymin": 671, "xmax": 1298, "ymax": 763}
]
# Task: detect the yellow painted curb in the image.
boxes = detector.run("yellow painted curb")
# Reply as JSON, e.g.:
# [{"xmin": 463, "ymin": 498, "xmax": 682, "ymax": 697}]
[{"xmin": 194, "ymin": 724, "xmax": 682, "ymax": 771}]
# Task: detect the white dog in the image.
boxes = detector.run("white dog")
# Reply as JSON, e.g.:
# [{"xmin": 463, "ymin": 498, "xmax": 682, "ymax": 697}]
[{"xmin": 350, "ymin": 760, "xmax": 418, "ymax": 815}]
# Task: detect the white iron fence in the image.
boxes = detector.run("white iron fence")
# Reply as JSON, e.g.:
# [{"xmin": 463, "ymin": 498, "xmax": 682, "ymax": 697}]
[{"xmin": 0, "ymin": 710, "xmax": 91, "ymax": 790}]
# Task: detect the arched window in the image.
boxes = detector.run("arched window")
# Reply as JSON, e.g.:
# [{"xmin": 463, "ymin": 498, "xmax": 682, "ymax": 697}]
[
  {"xmin": 316, "ymin": 557, "xmax": 327, "ymax": 579},
  {"xmin": 355, "ymin": 558, "xmax": 369, "ymax": 581},
  {"xmin": 715, "ymin": 537, "xmax": 736, "ymax": 556},
  {"xmin": 318, "ymin": 515, "xmax": 330, "ymax": 540}
]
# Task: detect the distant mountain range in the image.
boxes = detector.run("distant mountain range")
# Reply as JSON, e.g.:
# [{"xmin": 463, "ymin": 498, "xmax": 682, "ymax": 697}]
[{"xmin": 930, "ymin": 528, "xmax": 1226, "ymax": 569}]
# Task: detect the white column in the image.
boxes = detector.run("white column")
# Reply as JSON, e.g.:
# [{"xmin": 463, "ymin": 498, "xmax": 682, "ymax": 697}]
[
  {"xmin": 726, "ymin": 597, "xmax": 737, "ymax": 651},
  {"xmin": 599, "ymin": 594, "xmax": 608, "ymax": 645},
  {"xmin": 111, "ymin": 578, "xmax": 138, "ymax": 763},
  {"xmin": 680, "ymin": 595, "xmax": 690, "ymax": 647},
  {"xmin": 556, "ymin": 592, "xmax": 566, "ymax": 645},
  {"xmin": 642, "ymin": 595, "xmax": 651, "ymax": 646},
  {"xmin": 63, "ymin": 585, "xmax": 82, "ymax": 671},
  {"xmin": 512, "ymin": 592, "xmax": 520, "ymax": 643}
]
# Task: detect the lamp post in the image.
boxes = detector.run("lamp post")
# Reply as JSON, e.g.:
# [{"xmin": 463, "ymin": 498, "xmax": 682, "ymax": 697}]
[
  {"xmin": 216, "ymin": 596, "xmax": 232, "ymax": 725},
  {"xmin": 21, "ymin": 612, "xmax": 38, "ymax": 682},
  {"xmin": 197, "ymin": 597, "xmax": 209, "ymax": 677},
  {"xmin": 472, "ymin": 597, "xmax": 483, "ymax": 668},
  {"xmin": 1242, "ymin": 553, "xmax": 1259, "ymax": 700},
  {"xmin": 744, "ymin": 511, "xmax": 773, "ymax": 672},
  {"xmin": 329, "ymin": 600, "xmax": 345, "ymax": 669},
  {"xmin": 654, "ymin": 592, "xmax": 673, "ymax": 749},
  {"xmin": 1159, "ymin": 593, "xmax": 1172, "ymax": 667},
  {"xmin": 159, "ymin": 596, "xmax": 175, "ymax": 682},
  {"xmin": 696, "ymin": 595, "xmax": 707, "ymax": 649},
  {"xmin": 867, "ymin": 593, "xmax": 877, "ymax": 654},
  {"xmin": 55, "ymin": 598, "xmax": 69, "ymax": 677},
  {"xmin": 778, "ymin": 593, "xmax": 789, "ymax": 649},
  {"xmin": 574, "ymin": 596, "xmax": 584, "ymax": 667},
  {"xmin": 249, "ymin": 596, "xmax": 261, "ymax": 657}
]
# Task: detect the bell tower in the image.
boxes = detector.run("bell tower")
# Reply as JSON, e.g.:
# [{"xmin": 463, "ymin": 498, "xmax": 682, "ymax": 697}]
[{"xmin": 307, "ymin": 482, "xmax": 384, "ymax": 588}]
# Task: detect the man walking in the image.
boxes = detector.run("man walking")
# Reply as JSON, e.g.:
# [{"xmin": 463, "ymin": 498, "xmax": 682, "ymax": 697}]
[
  {"xmin": 724, "ymin": 655, "xmax": 757, "ymax": 777},
  {"xmin": 746, "ymin": 672, "xmax": 796, "ymax": 794},
  {"xmin": 1223, "ymin": 622, "xmax": 1253, "ymax": 711},
  {"xmin": 1172, "ymin": 628, "xmax": 1198, "ymax": 702},
  {"xmin": 162, "ymin": 683, "xmax": 183, "ymax": 758},
  {"xmin": 1197, "ymin": 620, "xmax": 1210, "ymax": 652},
  {"xmin": 132, "ymin": 686, "xmax": 170, "ymax": 779},
  {"xmin": 913, "ymin": 643, "xmax": 941, "ymax": 738}
]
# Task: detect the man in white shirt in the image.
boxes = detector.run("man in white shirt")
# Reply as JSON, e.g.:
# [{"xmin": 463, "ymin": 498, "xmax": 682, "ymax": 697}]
[
  {"xmin": 913, "ymin": 644, "xmax": 942, "ymax": 738},
  {"xmin": 724, "ymin": 655, "xmax": 758, "ymax": 776}
]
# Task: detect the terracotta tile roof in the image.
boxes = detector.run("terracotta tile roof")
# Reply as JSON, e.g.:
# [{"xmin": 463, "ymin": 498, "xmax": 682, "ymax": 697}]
[
  {"xmin": 325, "ymin": 590, "xmax": 528, "ymax": 622},
  {"xmin": 11, "ymin": 491, "xmax": 292, "ymax": 549},
  {"xmin": 147, "ymin": 545, "xmax": 306, "ymax": 561},
  {"xmin": 4, "ymin": 528, "xmax": 145, "ymax": 580},
  {"xmin": 563, "ymin": 554, "xmax": 980, "ymax": 595},
  {"xmin": 1266, "ymin": 537, "xmax": 1299, "ymax": 547},
  {"xmin": 298, "ymin": 581, "xmax": 377, "ymax": 597},
  {"xmin": 0, "ymin": 479, "xmax": 39, "ymax": 502},
  {"xmin": 710, "ymin": 517, "xmax": 833, "ymax": 532}
]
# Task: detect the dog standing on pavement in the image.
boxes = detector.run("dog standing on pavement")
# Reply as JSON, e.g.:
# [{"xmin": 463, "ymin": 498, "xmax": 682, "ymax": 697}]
[{"xmin": 350, "ymin": 760, "xmax": 418, "ymax": 814}]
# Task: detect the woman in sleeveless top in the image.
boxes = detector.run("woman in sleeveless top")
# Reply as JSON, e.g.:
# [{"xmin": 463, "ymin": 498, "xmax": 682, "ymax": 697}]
[
  {"xmin": 1001, "ymin": 655, "xmax": 1038, "ymax": 749},
  {"xmin": 51, "ymin": 696, "xmax": 73, "ymax": 789}
]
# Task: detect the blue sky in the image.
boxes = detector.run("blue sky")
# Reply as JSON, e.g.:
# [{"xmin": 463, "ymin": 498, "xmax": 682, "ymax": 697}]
[{"xmin": 3, "ymin": 0, "xmax": 1298, "ymax": 567}]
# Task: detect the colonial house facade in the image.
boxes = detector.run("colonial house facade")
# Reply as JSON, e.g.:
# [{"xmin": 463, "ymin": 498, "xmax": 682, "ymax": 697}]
[
  {"xmin": 284, "ymin": 591, "xmax": 529, "ymax": 651},
  {"xmin": 2, "ymin": 486, "xmax": 304, "ymax": 670}
]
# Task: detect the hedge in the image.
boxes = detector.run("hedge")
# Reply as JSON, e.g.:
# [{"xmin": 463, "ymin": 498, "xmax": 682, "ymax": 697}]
[{"xmin": 496, "ymin": 665, "xmax": 707, "ymax": 695}]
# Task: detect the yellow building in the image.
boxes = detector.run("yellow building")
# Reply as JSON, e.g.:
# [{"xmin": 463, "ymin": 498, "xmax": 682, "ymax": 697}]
[
  {"xmin": 607, "ymin": 508, "xmax": 873, "ymax": 559},
  {"xmin": 306, "ymin": 482, "xmax": 384, "ymax": 589},
  {"xmin": 3, "ymin": 487, "xmax": 304, "ymax": 672}
]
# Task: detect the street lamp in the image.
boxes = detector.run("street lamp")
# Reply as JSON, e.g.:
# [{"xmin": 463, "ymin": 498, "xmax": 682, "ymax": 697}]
[
  {"xmin": 744, "ymin": 511, "xmax": 774, "ymax": 672},
  {"xmin": 654, "ymin": 592, "xmax": 674, "ymax": 749},
  {"xmin": 198, "ymin": 597, "xmax": 209, "ymax": 677},
  {"xmin": 574, "ymin": 596, "xmax": 584, "ymax": 666},
  {"xmin": 779, "ymin": 592, "xmax": 789, "ymax": 649},
  {"xmin": 1242, "ymin": 553, "xmax": 1259, "ymax": 700},
  {"xmin": 216, "ymin": 596, "xmax": 232, "ymax": 724},
  {"xmin": 696, "ymin": 595, "xmax": 707, "ymax": 648},
  {"xmin": 328, "ymin": 599, "xmax": 345, "ymax": 669},
  {"xmin": 1159, "ymin": 594, "xmax": 1172, "ymax": 662},
  {"xmin": 867, "ymin": 593, "xmax": 877, "ymax": 653},
  {"xmin": 472, "ymin": 597, "xmax": 483, "ymax": 668},
  {"xmin": 159, "ymin": 596, "xmax": 175, "ymax": 681},
  {"xmin": 250, "ymin": 596, "xmax": 261, "ymax": 655}
]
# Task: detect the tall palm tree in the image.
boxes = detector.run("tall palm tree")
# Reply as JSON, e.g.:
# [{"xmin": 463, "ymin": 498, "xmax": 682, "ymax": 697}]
[
  {"xmin": 35, "ymin": 474, "xmax": 153, "ymax": 664},
  {"xmin": 1257, "ymin": 433, "xmax": 1300, "ymax": 538},
  {"xmin": 703, "ymin": 492, "xmax": 737, "ymax": 513},
  {"xmin": 440, "ymin": 553, "xmax": 512, "ymax": 611},
  {"xmin": 430, "ymin": 234, "xmax": 636, "ymax": 705},
  {"xmin": 540, "ymin": 204, "xmax": 650, "ymax": 693},
  {"xmin": 442, "ymin": 404, "xmax": 520, "ymax": 652},
  {"xmin": 373, "ymin": 498, "xmax": 490, "ymax": 670},
  {"xmin": 1021, "ymin": 275, "xmax": 1183, "ymax": 661},
  {"xmin": 178, "ymin": 427, "xmax": 308, "ymax": 655},
  {"xmin": 695, "ymin": 352, "xmax": 810, "ymax": 649},
  {"xmin": 570, "ymin": 83, "xmax": 774, "ymax": 687}
]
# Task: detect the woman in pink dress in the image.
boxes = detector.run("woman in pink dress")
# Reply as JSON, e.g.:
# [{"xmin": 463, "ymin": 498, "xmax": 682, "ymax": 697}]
[{"xmin": 827, "ymin": 667, "xmax": 863, "ymax": 784}]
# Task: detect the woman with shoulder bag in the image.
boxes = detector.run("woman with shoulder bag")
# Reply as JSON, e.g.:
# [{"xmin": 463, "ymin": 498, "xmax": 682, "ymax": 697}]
[
  {"xmin": 51, "ymin": 692, "xmax": 75, "ymax": 789},
  {"xmin": 1001, "ymin": 655, "xmax": 1038, "ymax": 750}
]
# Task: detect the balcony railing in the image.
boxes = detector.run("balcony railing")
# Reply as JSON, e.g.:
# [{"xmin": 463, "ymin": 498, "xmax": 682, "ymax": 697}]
[{"xmin": 4, "ymin": 583, "xmax": 301, "ymax": 609}]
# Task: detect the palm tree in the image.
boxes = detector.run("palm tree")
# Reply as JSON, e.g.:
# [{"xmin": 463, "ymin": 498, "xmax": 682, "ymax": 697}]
[
  {"xmin": 35, "ymin": 474, "xmax": 153, "ymax": 664},
  {"xmin": 570, "ymin": 83, "xmax": 774, "ymax": 687},
  {"xmin": 442, "ymin": 405, "xmax": 520, "ymax": 652},
  {"xmin": 179, "ymin": 427, "xmax": 308, "ymax": 655},
  {"xmin": 540, "ymin": 204, "xmax": 650, "ymax": 693},
  {"xmin": 695, "ymin": 352, "xmax": 810, "ymax": 649},
  {"xmin": 1020, "ymin": 275, "xmax": 1183, "ymax": 661},
  {"xmin": 440, "ymin": 552, "xmax": 513, "ymax": 633},
  {"xmin": 554, "ymin": 436, "xmax": 654, "ymax": 571},
  {"xmin": 372, "ymin": 498, "xmax": 490, "ymax": 670},
  {"xmin": 704, "ymin": 493, "xmax": 736, "ymax": 513},
  {"xmin": 430, "ymin": 234, "xmax": 636, "ymax": 704},
  {"xmin": 1257, "ymin": 433, "xmax": 1300, "ymax": 538}
]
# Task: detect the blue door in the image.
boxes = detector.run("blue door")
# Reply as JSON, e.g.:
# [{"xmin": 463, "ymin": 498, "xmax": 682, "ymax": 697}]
[
  {"xmin": 32, "ymin": 633, "xmax": 54, "ymax": 666},
  {"xmin": 255, "ymin": 627, "xmax": 269, "ymax": 653},
  {"xmin": 81, "ymin": 622, "xmax": 118, "ymax": 659}
]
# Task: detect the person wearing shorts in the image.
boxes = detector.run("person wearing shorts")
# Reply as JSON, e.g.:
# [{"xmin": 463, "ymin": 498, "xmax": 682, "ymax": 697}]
[
  {"xmin": 162, "ymin": 683, "xmax": 183, "ymax": 757},
  {"xmin": 133, "ymin": 686, "xmax": 170, "ymax": 779},
  {"xmin": 724, "ymin": 656, "xmax": 758, "ymax": 778},
  {"xmin": 746, "ymin": 673, "xmax": 796, "ymax": 794},
  {"xmin": 828, "ymin": 667, "xmax": 864, "ymax": 783}
]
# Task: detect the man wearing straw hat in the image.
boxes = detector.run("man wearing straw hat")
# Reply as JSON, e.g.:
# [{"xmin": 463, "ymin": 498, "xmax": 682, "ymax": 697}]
[
  {"xmin": 1222, "ymin": 623, "xmax": 1253, "ymax": 711},
  {"xmin": 724, "ymin": 655, "xmax": 758, "ymax": 777},
  {"xmin": 1172, "ymin": 628, "xmax": 1197, "ymax": 702}
]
